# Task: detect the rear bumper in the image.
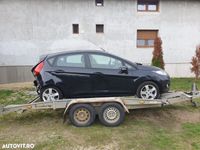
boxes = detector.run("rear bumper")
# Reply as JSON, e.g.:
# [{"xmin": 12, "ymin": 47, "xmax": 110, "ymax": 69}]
[
  {"xmin": 33, "ymin": 80, "xmax": 41, "ymax": 94},
  {"xmin": 33, "ymin": 80, "xmax": 38, "ymax": 87}
]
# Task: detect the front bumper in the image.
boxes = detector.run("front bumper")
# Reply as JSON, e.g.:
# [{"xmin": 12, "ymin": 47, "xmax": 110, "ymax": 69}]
[{"xmin": 160, "ymin": 79, "xmax": 170, "ymax": 93}]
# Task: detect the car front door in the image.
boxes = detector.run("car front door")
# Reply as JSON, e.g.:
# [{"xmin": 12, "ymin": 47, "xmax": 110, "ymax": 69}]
[
  {"xmin": 87, "ymin": 53, "xmax": 135, "ymax": 96},
  {"xmin": 52, "ymin": 53, "xmax": 92, "ymax": 97}
]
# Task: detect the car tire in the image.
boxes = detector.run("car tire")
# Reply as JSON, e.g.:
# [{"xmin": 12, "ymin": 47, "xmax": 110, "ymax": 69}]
[
  {"xmin": 98, "ymin": 103, "xmax": 125, "ymax": 127},
  {"xmin": 69, "ymin": 104, "xmax": 96, "ymax": 127},
  {"xmin": 136, "ymin": 81, "xmax": 160, "ymax": 99},
  {"xmin": 40, "ymin": 86, "xmax": 63, "ymax": 102}
]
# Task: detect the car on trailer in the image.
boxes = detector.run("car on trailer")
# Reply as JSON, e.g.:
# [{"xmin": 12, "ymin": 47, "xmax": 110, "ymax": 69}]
[{"xmin": 32, "ymin": 50, "xmax": 170, "ymax": 101}]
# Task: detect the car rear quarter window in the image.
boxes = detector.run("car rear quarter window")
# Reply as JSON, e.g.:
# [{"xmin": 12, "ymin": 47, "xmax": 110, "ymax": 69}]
[
  {"xmin": 55, "ymin": 54, "xmax": 85, "ymax": 68},
  {"xmin": 47, "ymin": 57, "xmax": 55, "ymax": 66},
  {"xmin": 89, "ymin": 54, "xmax": 122, "ymax": 69}
]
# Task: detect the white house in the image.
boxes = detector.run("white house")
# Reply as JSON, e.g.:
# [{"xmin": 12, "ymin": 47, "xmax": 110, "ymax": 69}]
[{"xmin": 0, "ymin": 0, "xmax": 200, "ymax": 83}]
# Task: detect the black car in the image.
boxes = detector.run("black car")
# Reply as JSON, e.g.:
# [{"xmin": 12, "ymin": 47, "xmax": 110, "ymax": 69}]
[{"xmin": 32, "ymin": 50, "xmax": 170, "ymax": 101}]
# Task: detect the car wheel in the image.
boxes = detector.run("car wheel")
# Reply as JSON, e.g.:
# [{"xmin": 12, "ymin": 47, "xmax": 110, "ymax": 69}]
[
  {"xmin": 40, "ymin": 86, "xmax": 63, "ymax": 102},
  {"xmin": 69, "ymin": 104, "xmax": 96, "ymax": 127},
  {"xmin": 136, "ymin": 81, "xmax": 160, "ymax": 100},
  {"xmin": 98, "ymin": 103, "xmax": 125, "ymax": 127}
]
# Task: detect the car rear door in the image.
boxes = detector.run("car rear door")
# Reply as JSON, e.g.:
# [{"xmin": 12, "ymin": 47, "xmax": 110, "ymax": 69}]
[
  {"xmin": 87, "ymin": 53, "xmax": 135, "ymax": 96},
  {"xmin": 51, "ymin": 53, "xmax": 92, "ymax": 97}
]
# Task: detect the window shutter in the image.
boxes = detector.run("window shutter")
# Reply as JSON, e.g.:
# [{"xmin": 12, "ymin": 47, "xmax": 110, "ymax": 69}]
[{"xmin": 137, "ymin": 30, "xmax": 158, "ymax": 40}]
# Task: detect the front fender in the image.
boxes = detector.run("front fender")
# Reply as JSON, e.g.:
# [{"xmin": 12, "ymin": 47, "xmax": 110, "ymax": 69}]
[
  {"xmin": 63, "ymin": 97, "xmax": 129, "ymax": 123},
  {"xmin": 133, "ymin": 76, "xmax": 161, "ymax": 91}
]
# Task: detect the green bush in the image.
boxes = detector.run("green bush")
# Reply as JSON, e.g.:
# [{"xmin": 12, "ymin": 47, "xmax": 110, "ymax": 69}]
[{"xmin": 151, "ymin": 37, "xmax": 165, "ymax": 70}]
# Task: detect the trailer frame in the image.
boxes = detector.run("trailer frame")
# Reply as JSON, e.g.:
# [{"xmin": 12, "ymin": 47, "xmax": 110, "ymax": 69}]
[{"xmin": 0, "ymin": 91, "xmax": 199, "ymax": 127}]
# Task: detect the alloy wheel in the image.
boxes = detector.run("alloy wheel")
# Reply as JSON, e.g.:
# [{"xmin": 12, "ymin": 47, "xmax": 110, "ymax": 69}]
[
  {"xmin": 140, "ymin": 84, "xmax": 157, "ymax": 100},
  {"xmin": 42, "ymin": 88, "xmax": 60, "ymax": 101}
]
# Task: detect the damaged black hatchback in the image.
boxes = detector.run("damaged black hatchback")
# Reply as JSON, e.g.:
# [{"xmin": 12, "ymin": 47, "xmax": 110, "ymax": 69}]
[{"xmin": 32, "ymin": 50, "xmax": 170, "ymax": 101}]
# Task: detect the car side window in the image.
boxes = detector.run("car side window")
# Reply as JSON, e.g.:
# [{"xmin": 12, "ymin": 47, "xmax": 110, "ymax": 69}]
[
  {"xmin": 55, "ymin": 54, "xmax": 85, "ymax": 68},
  {"xmin": 89, "ymin": 54, "xmax": 123, "ymax": 69}
]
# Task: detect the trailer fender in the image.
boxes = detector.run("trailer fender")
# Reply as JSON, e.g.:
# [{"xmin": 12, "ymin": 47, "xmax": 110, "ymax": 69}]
[{"xmin": 63, "ymin": 97, "xmax": 129, "ymax": 123}]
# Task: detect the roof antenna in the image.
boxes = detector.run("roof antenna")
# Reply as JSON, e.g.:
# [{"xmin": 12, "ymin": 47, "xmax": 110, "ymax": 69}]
[{"xmin": 99, "ymin": 47, "xmax": 106, "ymax": 52}]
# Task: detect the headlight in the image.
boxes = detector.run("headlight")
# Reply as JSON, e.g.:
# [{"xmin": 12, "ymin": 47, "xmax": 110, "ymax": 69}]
[{"xmin": 153, "ymin": 70, "xmax": 168, "ymax": 76}]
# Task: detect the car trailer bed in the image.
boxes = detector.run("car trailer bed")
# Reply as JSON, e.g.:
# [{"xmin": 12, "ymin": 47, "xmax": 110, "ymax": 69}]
[{"xmin": 0, "ymin": 91, "xmax": 199, "ymax": 127}]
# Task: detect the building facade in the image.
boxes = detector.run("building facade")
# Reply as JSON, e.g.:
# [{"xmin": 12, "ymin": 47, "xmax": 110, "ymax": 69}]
[{"xmin": 0, "ymin": 0, "xmax": 200, "ymax": 83}]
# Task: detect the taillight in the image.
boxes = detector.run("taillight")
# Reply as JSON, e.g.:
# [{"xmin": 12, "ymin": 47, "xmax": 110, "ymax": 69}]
[{"xmin": 34, "ymin": 61, "xmax": 44, "ymax": 76}]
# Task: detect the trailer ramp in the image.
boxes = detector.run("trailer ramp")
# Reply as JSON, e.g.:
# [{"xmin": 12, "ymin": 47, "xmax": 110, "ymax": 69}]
[{"xmin": 121, "ymin": 92, "xmax": 192, "ymax": 109}]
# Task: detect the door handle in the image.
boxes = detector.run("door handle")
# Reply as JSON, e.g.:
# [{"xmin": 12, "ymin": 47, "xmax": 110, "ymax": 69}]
[{"xmin": 54, "ymin": 70, "xmax": 64, "ymax": 73}]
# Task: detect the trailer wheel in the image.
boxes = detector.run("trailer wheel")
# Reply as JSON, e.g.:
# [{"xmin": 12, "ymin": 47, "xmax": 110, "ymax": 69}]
[
  {"xmin": 69, "ymin": 104, "xmax": 96, "ymax": 127},
  {"xmin": 98, "ymin": 103, "xmax": 125, "ymax": 127}
]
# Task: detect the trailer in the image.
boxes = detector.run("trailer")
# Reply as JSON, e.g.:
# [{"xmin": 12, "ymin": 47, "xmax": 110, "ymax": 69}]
[{"xmin": 0, "ymin": 91, "xmax": 199, "ymax": 127}]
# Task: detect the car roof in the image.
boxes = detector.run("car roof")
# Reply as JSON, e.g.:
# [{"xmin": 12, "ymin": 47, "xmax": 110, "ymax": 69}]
[
  {"xmin": 43, "ymin": 49, "xmax": 138, "ymax": 68},
  {"xmin": 47, "ymin": 50, "xmax": 108, "ymax": 58}
]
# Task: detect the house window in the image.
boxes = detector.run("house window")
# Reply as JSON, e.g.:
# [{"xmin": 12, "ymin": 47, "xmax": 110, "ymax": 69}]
[
  {"xmin": 137, "ymin": 0, "xmax": 159, "ymax": 12},
  {"xmin": 72, "ymin": 24, "xmax": 79, "ymax": 34},
  {"xmin": 96, "ymin": 0, "xmax": 103, "ymax": 6},
  {"xmin": 96, "ymin": 24, "xmax": 104, "ymax": 33},
  {"xmin": 137, "ymin": 30, "xmax": 158, "ymax": 48}
]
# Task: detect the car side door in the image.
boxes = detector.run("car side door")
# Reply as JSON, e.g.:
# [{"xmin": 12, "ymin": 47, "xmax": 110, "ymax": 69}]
[
  {"xmin": 87, "ymin": 53, "xmax": 134, "ymax": 96},
  {"xmin": 51, "ymin": 53, "xmax": 92, "ymax": 97}
]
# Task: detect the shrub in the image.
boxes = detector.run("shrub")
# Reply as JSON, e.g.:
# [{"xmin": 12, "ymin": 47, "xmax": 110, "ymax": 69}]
[
  {"xmin": 151, "ymin": 37, "xmax": 165, "ymax": 69},
  {"xmin": 191, "ymin": 45, "xmax": 200, "ymax": 79}
]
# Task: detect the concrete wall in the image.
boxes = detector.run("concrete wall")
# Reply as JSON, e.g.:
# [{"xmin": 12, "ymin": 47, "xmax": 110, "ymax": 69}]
[
  {"xmin": 0, "ymin": 66, "xmax": 33, "ymax": 84},
  {"xmin": 0, "ymin": 0, "xmax": 200, "ymax": 83}
]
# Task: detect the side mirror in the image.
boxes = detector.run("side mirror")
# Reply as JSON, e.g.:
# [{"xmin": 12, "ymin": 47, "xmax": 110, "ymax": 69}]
[{"xmin": 120, "ymin": 66, "xmax": 128, "ymax": 74}]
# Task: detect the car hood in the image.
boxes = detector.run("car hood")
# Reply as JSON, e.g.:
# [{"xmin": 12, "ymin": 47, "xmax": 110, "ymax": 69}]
[{"xmin": 136, "ymin": 64, "xmax": 161, "ymax": 71}]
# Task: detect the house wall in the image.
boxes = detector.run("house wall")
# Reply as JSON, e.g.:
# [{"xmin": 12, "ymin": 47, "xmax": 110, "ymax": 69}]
[{"xmin": 0, "ymin": 0, "xmax": 200, "ymax": 83}]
